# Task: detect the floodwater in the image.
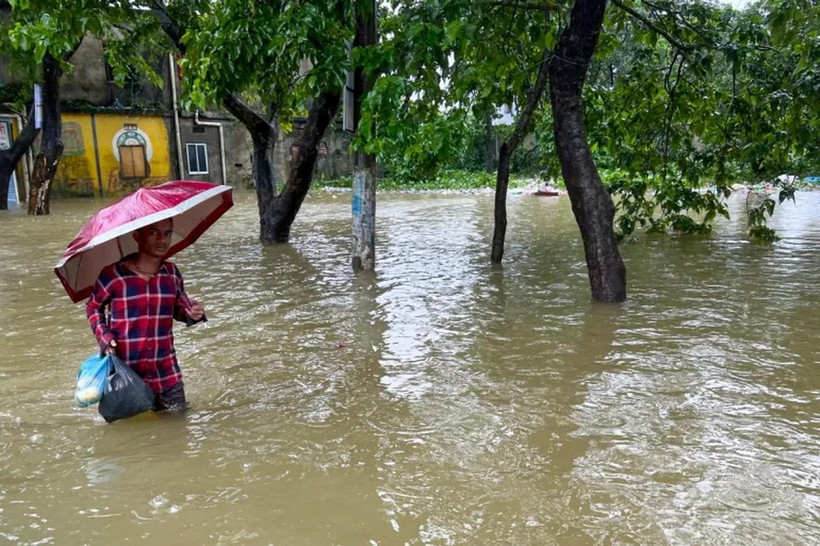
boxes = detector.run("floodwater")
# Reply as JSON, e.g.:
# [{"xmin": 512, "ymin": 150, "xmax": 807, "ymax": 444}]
[{"xmin": 1, "ymin": 187, "xmax": 819, "ymax": 545}]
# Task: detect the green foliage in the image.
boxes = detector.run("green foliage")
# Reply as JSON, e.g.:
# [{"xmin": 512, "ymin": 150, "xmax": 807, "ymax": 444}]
[
  {"xmin": 4, "ymin": 0, "xmax": 170, "ymax": 95},
  {"xmin": 313, "ymin": 169, "xmax": 529, "ymax": 191},
  {"xmin": 745, "ymin": 175, "xmax": 798, "ymax": 242},
  {"xmin": 0, "ymin": 82, "xmax": 26, "ymax": 104},
  {"xmin": 355, "ymin": 0, "xmax": 571, "ymax": 178},
  {"xmin": 379, "ymin": 169, "xmax": 498, "ymax": 191},
  {"xmin": 360, "ymin": 95, "xmax": 474, "ymax": 180},
  {"xmin": 103, "ymin": 15, "xmax": 170, "ymax": 91},
  {"xmin": 585, "ymin": 0, "xmax": 820, "ymax": 242},
  {"xmin": 602, "ymin": 169, "xmax": 730, "ymax": 240},
  {"xmin": 178, "ymin": 0, "xmax": 353, "ymax": 119}
]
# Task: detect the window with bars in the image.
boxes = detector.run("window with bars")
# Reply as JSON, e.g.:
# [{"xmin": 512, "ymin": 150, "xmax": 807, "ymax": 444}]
[{"xmin": 186, "ymin": 143, "xmax": 209, "ymax": 175}]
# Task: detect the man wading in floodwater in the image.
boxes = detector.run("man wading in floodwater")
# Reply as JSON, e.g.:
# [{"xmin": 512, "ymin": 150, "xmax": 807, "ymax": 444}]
[{"xmin": 86, "ymin": 218, "xmax": 206, "ymax": 412}]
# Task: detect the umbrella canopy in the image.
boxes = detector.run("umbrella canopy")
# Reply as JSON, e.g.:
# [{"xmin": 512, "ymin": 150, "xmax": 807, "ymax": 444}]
[{"xmin": 55, "ymin": 180, "xmax": 233, "ymax": 303}]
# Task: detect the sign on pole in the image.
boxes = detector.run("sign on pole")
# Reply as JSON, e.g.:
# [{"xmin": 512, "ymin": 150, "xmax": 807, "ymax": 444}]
[{"xmin": 34, "ymin": 84, "xmax": 43, "ymax": 129}]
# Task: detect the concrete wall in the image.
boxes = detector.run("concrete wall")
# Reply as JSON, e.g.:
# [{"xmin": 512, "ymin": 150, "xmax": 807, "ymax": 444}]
[
  {"xmin": 61, "ymin": 35, "xmax": 111, "ymax": 106},
  {"xmin": 47, "ymin": 112, "xmax": 172, "ymax": 197},
  {"xmin": 62, "ymin": 34, "xmax": 167, "ymax": 110},
  {"xmin": 286, "ymin": 122, "xmax": 354, "ymax": 183}
]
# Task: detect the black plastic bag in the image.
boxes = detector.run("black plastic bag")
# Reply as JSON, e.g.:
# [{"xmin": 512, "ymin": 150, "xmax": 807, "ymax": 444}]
[{"xmin": 98, "ymin": 355, "xmax": 155, "ymax": 423}]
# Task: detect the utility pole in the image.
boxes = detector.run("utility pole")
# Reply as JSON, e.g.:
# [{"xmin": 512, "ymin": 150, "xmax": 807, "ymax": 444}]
[{"xmin": 351, "ymin": 0, "xmax": 377, "ymax": 272}]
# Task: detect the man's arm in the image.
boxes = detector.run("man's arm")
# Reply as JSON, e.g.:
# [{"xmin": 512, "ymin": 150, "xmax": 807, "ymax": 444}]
[{"xmin": 172, "ymin": 265, "xmax": 207, "ymax": 326}]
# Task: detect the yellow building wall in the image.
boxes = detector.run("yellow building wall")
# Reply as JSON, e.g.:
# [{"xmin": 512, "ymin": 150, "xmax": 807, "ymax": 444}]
[
  {"xmin": 52, "ymin": 112, "xmax": 172, "ymax": 197},
  {"xmin": 94, "ymin": 113, "xmax": 171, "ymax": 196},
  {"xmin": 53, "ymin": 114, "xmax": 96, "ymax": 196}
]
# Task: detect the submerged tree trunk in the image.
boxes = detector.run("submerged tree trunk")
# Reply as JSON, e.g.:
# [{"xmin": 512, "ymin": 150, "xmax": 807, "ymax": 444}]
[
  {"xmin": 0, "ymin": 107, "xmax": 39, "ymax": 210},
  {"xmin": 491, "ymin": 48, "xmax": 551, "ymax": 263},
  {"xmin": 223, "ymin": 91, "xmax": 341, "ymax": 245},
  {"xmin": 270, "ymin": 90, "xmax": 342, "ymax": 243},
  {"xmin": 549, "ymin": 0, "xmax": 626, "ymax": 302},
  {"xmin": 222, "ymin": 93, "xmax": 279, "ymax": 239},
  {"xmin": 491, "ymin": 142, "xmax": 512, "ymax": 262},
  {"xmin": 28, "ymin": 52, "xmax": 63, "ymax": 216}
]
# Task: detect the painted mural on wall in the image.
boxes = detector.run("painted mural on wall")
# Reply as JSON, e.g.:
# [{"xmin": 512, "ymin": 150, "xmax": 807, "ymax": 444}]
[
  {"xmin": 50, "ymin": 113, "xmax": 171, "ymax": 197},
  {"xmin": 55, "ymin": 120, "xmax": 95, "ymax": 196}
]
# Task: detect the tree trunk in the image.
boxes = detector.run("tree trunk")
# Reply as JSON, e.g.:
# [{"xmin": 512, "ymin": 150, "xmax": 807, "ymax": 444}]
[
  {"xmin": 484, "ymin": 113, "xmax": 496, "ymax": 172},
  {"xmin": 491, "ymin": 142, "xmax": 512, "ymax": 262},
  {"xmin": 549, "ymin": 0, "xmax": 626, "ymax": 302},
  {"xmin": 28, "ymin": 52, "xmax": 63, "ymax": 216},
  {"xmin": 222, "ymin": 93, "xmax": 278, "ymax": 238},
  {"xmin": 0, "ymin": 107, "xmax": 39, "ymax": 210},
  {"xmin": 269, "ymin": 90, "xmax": 342, "ymax": 243},
  {"xmin": 490, "ymin": 48, "xmax": 551, "ymax": 263}
]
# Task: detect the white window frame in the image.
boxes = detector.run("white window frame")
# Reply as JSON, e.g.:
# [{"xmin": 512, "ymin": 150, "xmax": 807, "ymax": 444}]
[{"xmin": 186, "ymin": 142, "xmax": 209, "ymax": 175}]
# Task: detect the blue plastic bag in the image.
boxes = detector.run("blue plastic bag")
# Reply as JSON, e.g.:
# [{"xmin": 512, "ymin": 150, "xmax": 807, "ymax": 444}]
[{"xmin": 74, "ymin": 354, "xmax": 110, "ymax": 407}]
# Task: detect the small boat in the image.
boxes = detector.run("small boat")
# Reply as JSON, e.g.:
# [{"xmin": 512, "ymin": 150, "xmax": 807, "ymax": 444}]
[{"xmin": 533, "ymin": 187, "xmax": 560, "ymax": 197}]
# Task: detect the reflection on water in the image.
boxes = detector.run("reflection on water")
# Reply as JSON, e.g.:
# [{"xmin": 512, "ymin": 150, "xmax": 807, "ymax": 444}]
[{"xmin": 1, "ymin": 189, "xmax": 820, "ymax": 544}]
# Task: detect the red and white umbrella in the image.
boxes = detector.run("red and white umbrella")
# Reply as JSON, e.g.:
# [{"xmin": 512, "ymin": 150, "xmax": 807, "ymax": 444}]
[{"xmin": 55, "ymin": 180, "xmax": 234, "ymax": 303}]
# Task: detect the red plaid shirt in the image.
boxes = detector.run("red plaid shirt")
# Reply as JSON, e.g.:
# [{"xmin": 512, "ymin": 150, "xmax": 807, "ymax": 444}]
[{"xmin": 86, "ymin": 260, "xmax": 194, "ymax": 393}]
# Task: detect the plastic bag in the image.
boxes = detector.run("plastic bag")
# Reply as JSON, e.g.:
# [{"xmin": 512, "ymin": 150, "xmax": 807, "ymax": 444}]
[
  {"xmin": 75, "ymin": 354, "xmax": 110, "ymax": 407},
  {"xmin": 98, "ymin": 355, "xmax": 155, "ymax": 423}
]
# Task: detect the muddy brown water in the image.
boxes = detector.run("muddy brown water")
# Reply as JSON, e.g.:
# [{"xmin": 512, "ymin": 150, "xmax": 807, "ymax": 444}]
[{"xmin": 1, "ymin": 188, "xmax": 819, "ymax": 544}]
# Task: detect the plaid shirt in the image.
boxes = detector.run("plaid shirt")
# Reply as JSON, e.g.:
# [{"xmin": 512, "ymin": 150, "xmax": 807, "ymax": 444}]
[{"xmin": 86, "ymin": 260, "xmax": 194, "ymax": 393}]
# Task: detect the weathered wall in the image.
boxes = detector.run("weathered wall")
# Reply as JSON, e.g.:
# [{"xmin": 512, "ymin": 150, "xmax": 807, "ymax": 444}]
[
  {"xmin": 61, "ymin": 35, "xmax": 110, "ymax": 106},
  {"xmin": 95, "ymin": 113, "xmax": 171, "ymax": 194},
  {"xmin": 48, "ymin": 112, "xmax": 172, "ymax": 197},
  {"xmin": 280, "ymin": 121, "xmax": 354, "ymax": 185},
  {"xmin": 173, "ymin": 115, "xmax": 355, "ymax": 188},
  {"xmin": 0, "ymin": 114, "xmax": 27, "ymax": 203},
  {"xmin": 52, "ymin": 114, "xmax": 96, "ymax": 196},
  {"xmin": 62, "ymin": 35, "xmax": 167, "ymax": 110},
  {"xmin": 310, "ymin": 126, "xmax": 354, "ymax": 181}
]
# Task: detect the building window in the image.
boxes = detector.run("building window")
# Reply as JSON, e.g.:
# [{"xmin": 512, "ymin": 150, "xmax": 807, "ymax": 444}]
[{"xmin": 186, "ymin": 143, "xmax": 209, "ymax": 175}]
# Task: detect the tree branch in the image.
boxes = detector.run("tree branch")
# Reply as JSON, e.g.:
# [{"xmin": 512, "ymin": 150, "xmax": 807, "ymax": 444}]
[
  {"xmin": 222, "ymin": 93, "xmax": 271, "ymax": 134},
  {"xmin": 2, "ymin": 106, "xmax": 40, "ymax": 166},
  {"xmin": 506, "ymin": 47, "xmax": 551, "ymax": 151},
  {"xmin": 149, "ymin": 0, "xmax": 186, "ymax": 54},
  {"xmin": 611, "ymin": 0, "xmax": 692, "ymax": 52},
  {"xmin": 483, "ymin": 1, "xmax": 558, "ymax": 10}
]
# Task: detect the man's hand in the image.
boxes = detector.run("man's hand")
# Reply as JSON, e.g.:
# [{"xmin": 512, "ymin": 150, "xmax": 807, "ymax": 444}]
[
  {"xmin": 188, "ymin": 301, "xmax": 205, "ymax": 322},
  {"xmin": 105, "ymin": 339, "xmax": 117, "ymax": 355}
]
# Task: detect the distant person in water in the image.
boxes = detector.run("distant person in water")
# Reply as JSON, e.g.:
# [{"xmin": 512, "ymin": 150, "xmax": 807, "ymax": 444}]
[{"xmin": 86, "ymin": 218, "xmax": 206, "ymax": 412}]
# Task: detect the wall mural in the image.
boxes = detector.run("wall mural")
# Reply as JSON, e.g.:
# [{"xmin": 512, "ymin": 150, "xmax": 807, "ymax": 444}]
[{"xmin": 54, "ymin": 121, "xmax": 95, "ymax": 196}]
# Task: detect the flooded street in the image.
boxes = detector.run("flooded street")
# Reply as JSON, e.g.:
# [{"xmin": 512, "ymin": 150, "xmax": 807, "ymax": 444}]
[{"xmin": 1, "ymin": 188, "xmax": 819, "ymax": 544}]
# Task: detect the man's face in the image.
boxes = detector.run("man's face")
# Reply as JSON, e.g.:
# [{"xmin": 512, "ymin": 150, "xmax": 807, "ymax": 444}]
[{"xmin": 134, "ymin": 219, "xmax": 174, "ymax": 258}]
